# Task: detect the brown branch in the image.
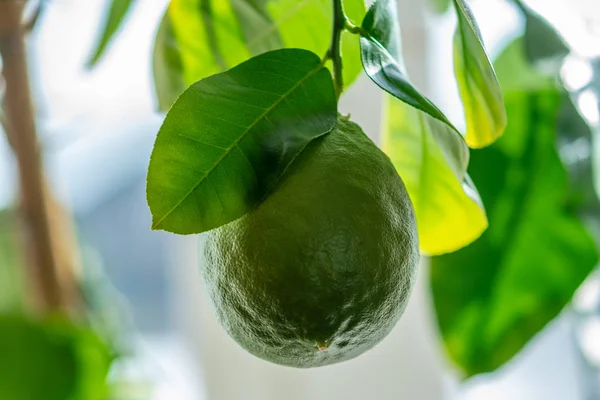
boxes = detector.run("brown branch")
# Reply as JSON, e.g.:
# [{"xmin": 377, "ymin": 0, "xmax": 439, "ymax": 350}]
[{"xmin": 0, "ymin": 1, "xmax": 79, "ymax": 314}]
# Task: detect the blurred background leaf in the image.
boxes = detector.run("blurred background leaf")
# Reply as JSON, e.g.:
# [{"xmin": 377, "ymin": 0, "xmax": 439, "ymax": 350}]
[
  {"xmin": 153, "ymin": 0, "xmax": 365, "ymax": 111},
  {"xmin": 87, "ymin": 0, "xmax": 136, "ymax": 67},
  {"xmin": 427, "ymin": 0, "xmax": 451, "ymax": 14},
  {"xmin": 0, "ymin": 315, "xmax": 113, "ymax": 400},
  {"xmin": 152, "ymin": 12, "xmax": 188, "ymax": 113},
  {"xmin": 514, "ymin": 0, "xmax": 570, "ymax": 72},
  {"xmin": 431, "ymin": 39, "xmax": 599, "ymax": 377},
  {"xmin": 557, "ymin": 98, "xmax": 600, "ymax": 220},
  {"xmin": 0, "ymin": 210, "xmax": 24, "ymax": 313}
]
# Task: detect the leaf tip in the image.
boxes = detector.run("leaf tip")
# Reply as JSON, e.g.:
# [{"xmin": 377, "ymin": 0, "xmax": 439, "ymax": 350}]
[{"xmin": 150, "ymin": 218, "xmax": 163, "ymax": 231}]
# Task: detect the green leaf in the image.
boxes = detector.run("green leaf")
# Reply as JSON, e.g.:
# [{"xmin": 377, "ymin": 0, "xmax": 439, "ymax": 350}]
[
  {"xmin": 231, "ymin": 0, "xmax": 284, "ymax": 55},
  {"xmin": 0, "ymin": 315, "xmax": 113, "ymax": 400},
  {"xmin": 427, "ymin": 0, "xmax": 451, "ymax": 14},
  {"xmin": 384, "ymin": 97, "xmax": 487, "ymax": 255},
  {"xmin": 431, "ymin": 41, "xmax": 598, "ymax": 377},
  {"xmin": 452, "ymin": 0, "xmax": 507, "ymax": 148},
  {"xmin": 493, "ymin": 38, "xmax": 556, "ymax": 94},
  {"xmin": 153, "ymin": 13, "xmax": 188, "ymax": 112},
  {"xmin": 514, "ymin": 1, "xmax": 570, "ymax": 70},
  {"xmin": 361, "ymin": 0, "xmax": 487, "ymax": 254},
  {"xmin": 152, "ymin": 0, "xmax": 366, "ymax": 111},
  {"xmin": 147, "ymin": 49, "xmax": 337, "ymax": 234},
  {"xmin": 87, "ymin": 0, "xmax": 135, "ymax": 67},
  {"xmin": 0, "ymin": 211, "xmax": 24, "ymax": 313},
  {"xmin": 360, "ymin": 0, "xmax": 456, "ymax": 130},
  {"xmin": 267, "ymin": 0, "xmax": 365, "ymax": 89}
]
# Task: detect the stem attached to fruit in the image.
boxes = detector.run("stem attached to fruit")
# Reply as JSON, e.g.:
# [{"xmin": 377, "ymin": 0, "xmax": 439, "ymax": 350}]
[{"xmin": 328, "ymin": 0, "xmax": 345, "ymax": 98}]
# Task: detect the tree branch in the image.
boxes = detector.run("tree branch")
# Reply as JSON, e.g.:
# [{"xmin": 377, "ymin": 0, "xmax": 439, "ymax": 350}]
[{"xmin": 0, "ymin": 1, "xmax": 77, "ymax": 314}]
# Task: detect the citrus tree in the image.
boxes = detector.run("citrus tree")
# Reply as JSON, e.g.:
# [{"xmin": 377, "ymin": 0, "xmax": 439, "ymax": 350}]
[{"xmin": 0, "ymin": 0, "xmax": 598, "ymax": 397}]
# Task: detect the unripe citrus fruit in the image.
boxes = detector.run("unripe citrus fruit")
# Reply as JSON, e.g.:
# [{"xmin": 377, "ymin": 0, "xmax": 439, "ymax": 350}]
[{"xmin": 200, "ymin": 117, "xmax": 419, "ymax": 367}]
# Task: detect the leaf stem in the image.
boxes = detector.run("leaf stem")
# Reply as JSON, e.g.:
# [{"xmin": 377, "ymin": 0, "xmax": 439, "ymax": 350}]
[
  {"xmin": 328, "ymin": 0, "xmax": 345, "ymax": 98},
  {"xmin": 344, "ymin": 19, "xmax": 368, "ymax": 36}
]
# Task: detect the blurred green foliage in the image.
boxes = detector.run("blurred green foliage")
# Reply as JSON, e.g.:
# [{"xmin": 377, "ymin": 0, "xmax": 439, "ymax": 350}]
[
  {"xmin": 431, "ymin": 39, "xmax": 599, "ymax": 377},
  {"xmin": 428, "ymin": 0, "xmax": 451, "ymax": 14},
  {"xmin": 0, "ymin": 315, "xmax": 113, "ymax": 400},
  {"xmin": 0, "ymin": 210, "xmax": 24, "ymax": 313}
]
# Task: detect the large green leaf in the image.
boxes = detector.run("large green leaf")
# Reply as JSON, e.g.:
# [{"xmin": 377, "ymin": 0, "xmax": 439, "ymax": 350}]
[
  {"xmin": 360, "ymin": 0, "xmax": 486, "ymax": 254},
  {"xmin": 0, "ymin": 211, "xmax": 24, "ymax": 313},
  {"xmin": 431, "ymin": 40, "xmax": 598, "ymax": 377},
  {"xmin": 147, "ymin": 49, "xmax": 337, "ymax": 234},
  {"xmin": 87, "ymin": 0, "xmax": 135, "ymax": 67},
  {"xmin": 0, "ymin": 315, "xmax": 113, "ymax": 400},
  {"xmin": 452, "ymin": 0, "xmax": 506, "ymax": 148},
  {"xmin": 152, "ymin": 0, "xmax": 366, "ymax": 111}
]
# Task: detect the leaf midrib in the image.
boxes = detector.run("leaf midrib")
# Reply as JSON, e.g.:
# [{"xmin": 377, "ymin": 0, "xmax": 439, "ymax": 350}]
[{"xmin": 151, "ymin": 60, "xmax": 325, "ymax": 230}]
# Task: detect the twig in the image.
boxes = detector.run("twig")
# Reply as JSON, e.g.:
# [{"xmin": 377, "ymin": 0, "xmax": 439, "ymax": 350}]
[{"xmin": 328, "ymin": 0, "xmax": 345, "ymax": 98}]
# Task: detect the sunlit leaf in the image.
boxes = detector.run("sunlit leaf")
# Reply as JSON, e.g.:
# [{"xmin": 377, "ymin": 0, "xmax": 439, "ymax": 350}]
[
  {"xmin": 0, "ymin": 315, "xmax": 113, "ymax": 400},
  {"xmin": 230, "ymin": 0, "xmax": 283, "ymax": 55},
  {"xmin": 152, "ymin": 0, "xmax": 366, "ymax": 111},
  {"xmin": 267, "ymin": 0, "xmax": 365, "ymax": 89},
  {"xmin": 384, "ymin": 97, "xmax": 487, "ymax": 254},
  {"xmin": 360, "ymin": 0, "xmax": 486, "ymax": 254},
  {"xmin": 431, "ymin": 41, "xmax": 598, "ymax": 377},
  {"xmin": 87, "ymin": 0, "xmax": 135, "ymax": 67},
  {"xmin": 147, "ymin": 49, "xmax": 337, "ymax": 234},
  {"xmin": 452, "ymin": 0, "xmax": 506, "ymax": 148}
]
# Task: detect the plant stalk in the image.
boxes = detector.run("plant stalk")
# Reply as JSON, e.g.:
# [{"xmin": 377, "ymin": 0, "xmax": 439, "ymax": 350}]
[
  {"xmin": 329, "ymin": 0, "xmax": 345, "ymax": 97},
  {"xmin": 0, "ymin": 1, "xmax": 78, "ymax": 314}
]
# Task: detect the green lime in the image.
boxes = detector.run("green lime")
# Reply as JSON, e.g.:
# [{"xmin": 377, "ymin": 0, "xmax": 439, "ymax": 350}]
[{"xmin": 200, "ymin": 117, "xmax": 419, "ymax": 368}]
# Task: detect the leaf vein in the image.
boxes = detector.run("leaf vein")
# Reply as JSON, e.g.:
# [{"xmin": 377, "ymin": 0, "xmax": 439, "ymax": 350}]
[{"xmin": 178, "ymin": 134, "xmax": 228, "ymax": 150}]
